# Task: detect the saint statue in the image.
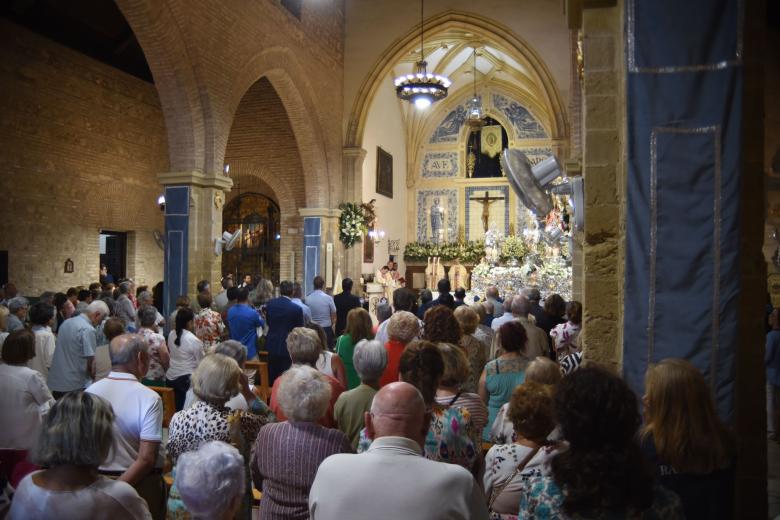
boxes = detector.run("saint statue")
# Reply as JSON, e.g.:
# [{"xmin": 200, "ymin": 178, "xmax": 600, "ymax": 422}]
[
  {"xmin": 430, "ymin": 197, "xmax": 444, "ymax": 244},
  {"xmin": 448, "ymin": 258, "xmax": 469, "ymax": 291}
]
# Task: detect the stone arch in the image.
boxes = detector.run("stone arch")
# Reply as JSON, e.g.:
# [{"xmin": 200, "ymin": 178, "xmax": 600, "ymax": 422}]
[
  {"xmin": 115, "ymin": 0, "xmax": 206, "ymax": 172},
  {"xmin": 346, "ymin": 10, "xmax": 569, "ymax": 150},
  {"xmin": 226, "ymin": 47, "xmax": 332, "ymax": 208}
]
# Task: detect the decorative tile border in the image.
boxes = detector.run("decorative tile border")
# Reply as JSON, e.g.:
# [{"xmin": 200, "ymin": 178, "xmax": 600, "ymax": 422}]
[
  {"xmin": 422, "ymin": 151, "xmax": 459, "ymax": 178},
  {"xmin": 492, "ymin": 94, "xmax": 547, "ymax": 139},
  {"xmin": 465, "ymin": 185, "xmax": 510, "ymax": 241},
  {"xmin": 416, "ymin": 189, "xmax": 458, "ymax": 242}
]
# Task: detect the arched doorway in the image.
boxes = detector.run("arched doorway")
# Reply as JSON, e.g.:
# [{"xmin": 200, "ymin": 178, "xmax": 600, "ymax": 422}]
[{"xmin": 222, "ymin": 193, "xmax": 281, "ymax": 283}]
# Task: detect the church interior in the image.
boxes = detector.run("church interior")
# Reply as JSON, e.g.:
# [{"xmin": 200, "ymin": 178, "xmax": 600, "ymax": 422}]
[{"xmin": 0, "ymin": 0, "xmax": 779, "ymax": 518}]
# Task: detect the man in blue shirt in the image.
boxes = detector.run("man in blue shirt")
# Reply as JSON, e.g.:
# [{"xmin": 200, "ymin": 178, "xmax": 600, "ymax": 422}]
[
  {"xmin": 228, "ymin": 288, "xmax": 264, "ymax": 378},
  {"xmin": 265, "ymin": 281, "xmax": 305, "ymax": 383},
  {"xmin": 306, "ymin": 276, "xmax": 337, "ymax": 349}
]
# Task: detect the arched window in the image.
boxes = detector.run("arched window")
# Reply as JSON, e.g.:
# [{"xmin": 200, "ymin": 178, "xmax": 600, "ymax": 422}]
[
  {"xmin": 465, "ymin": 116, "xmax": 509, "ymax": 178},
  {"xmin": 222, "ymin": 192, "xmax": 281, "ymax": 283}
]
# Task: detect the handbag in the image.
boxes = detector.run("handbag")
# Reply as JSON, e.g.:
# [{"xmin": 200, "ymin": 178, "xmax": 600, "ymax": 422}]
[{"xmin": 488, "ymin": 446, "xmax": 541, "ymax": 510}]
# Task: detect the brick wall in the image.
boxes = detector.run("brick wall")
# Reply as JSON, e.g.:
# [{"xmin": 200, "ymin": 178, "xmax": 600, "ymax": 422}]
[
  {"xmin": 0, "ymin": 20, "xmax": 168, "ymax": 295},
  {"xmin": 224, "ymin": 78, "xmax": 306, "ymax": 282}
]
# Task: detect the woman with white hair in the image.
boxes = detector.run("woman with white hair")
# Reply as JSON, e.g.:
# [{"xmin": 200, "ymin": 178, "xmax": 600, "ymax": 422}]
[
  {"xmin": 334, "ymin": 339, "xmax": 387, "ymax": 448},
  {"xmin": 174, "ymin": 441, "xmax": 244, "ymax": 520},
  {"xmin": 166, "ymin": 354, "xmax": 273, "ymax": 518},
  {"xmin": 252, "ymin": 365, "xmax": 352, "ymax": 519},
  {"xmin": 137, "ymin": 305, "xmax": 169, "ymax": 386},
  {"xmin": 9, "ymin": 392, "xmax": 151, "ymax": 519},
  {"xmin": 269, "ymin": 328, "xmax": 344, "ymax": 427}
]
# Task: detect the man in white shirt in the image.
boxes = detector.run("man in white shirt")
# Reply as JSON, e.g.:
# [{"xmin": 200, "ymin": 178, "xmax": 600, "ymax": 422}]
[
  {"xmin": 86, "ymin": 333, "xmax": 165, "ymax": 519},
  {"xmin": 309, "ymin": 382, "xmax": 488, "ymax": 520},
  {"xmin": 490, "ymin": 294, "xmax": 517, "ymax": 332},
  {"xmin": 215, "ymin": 275, "xmax": 234, "ymax": 313},
  {"xmin": 292, "ymin": 282, "xmax": 312, "ymax": 324},
  {"xmin": 306, "ymin": 276, "xmax": 337, "ymax": 348}
]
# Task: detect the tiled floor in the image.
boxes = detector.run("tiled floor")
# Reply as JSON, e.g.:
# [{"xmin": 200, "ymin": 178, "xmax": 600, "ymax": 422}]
[{"xmin": 770, "ymin": 438, "xmax": 780, "ymax": 519}]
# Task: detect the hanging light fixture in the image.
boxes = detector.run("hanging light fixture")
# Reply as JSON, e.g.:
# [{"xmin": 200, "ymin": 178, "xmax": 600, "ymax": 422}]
[
  {"xmin": 466, "ymin": 48, "xmax": 486, "ymax": 128},
  {"xmin": 394, "ymin": 0, "xmax": 451, "ymax": 110}
]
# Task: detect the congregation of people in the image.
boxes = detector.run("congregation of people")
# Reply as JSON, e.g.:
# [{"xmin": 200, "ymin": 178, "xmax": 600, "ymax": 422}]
[{"xmin": 0, "ymin": 270, "xmax": 761, "ymax": 519}]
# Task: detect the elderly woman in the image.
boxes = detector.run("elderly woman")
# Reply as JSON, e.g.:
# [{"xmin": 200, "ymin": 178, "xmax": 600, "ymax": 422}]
[
  {"xmin": 519, "ymin": 367, "xmax": 684, "ymax": 518},
  {"xmin": 183, "ymin": 340, "xmax": 271, "ymax": 414},
  {"xmin": 166, "ymin": 308, "xmax": 203, "ymax": 410},
  {"xmin": 253, "ymin": 365, "xmax": 352, "ymax": 519},
  {"xmin": 422, "ymin": 305, "xmax": 462, "ymax": 345},
  {"xmin": 484, "ymin": 381, "xmax": 560, "ymax": 518},
  {"xmin": 434, "ymin": 342, "xmax": 488, "ymax": 438},
  {"xmin": 137, "ymin": 306, "xmax": 169, "ymax": 386},
  {"xmin": 335, "ymin": 307, "xmax": 374, "ymax": 389},
  {"xmin": 193, "ymin": 293, "xmax": 225, "ymax": 352},
  {"xmin": 334, "ymin": 339, "xmax": 388, "ymax": 448},
  {"xmin": 490, "ymin": 356, "xmax": 562, "ymax": 444},
  {"xmin": 270, "ymin": 328, "xmax": 344, "ymax": 427},
  {"xmin": 479, "ymin": 321, "xmax": 530, "ymax": 441},
  {"xmin": 550, "ymin": 300, "xmax": 582, "ymax": 361},
  {"xmin": 0, "ymin": 330, "xmax": 55, "ymax": 486},
  {"xmin": 167, "ymin": 354, "xmax": 272, "ymax": 518},
  {"xmin": 9, "ymin": 392, "xmax": 151, "ymax": 519},
  {"xmin": 454, "ymin": 306, "xmax": 488, "ymax": 393},
  {"xmin": 378, "ymin": 310, "xmax": 420, "ymax": 387},
  {"xmin": 175, "ymin": 441, "xmax": 244, "ymax": 520},
  {"xmin": 135, "ymin": 292, "xmax": 165, "ymax": 330}
]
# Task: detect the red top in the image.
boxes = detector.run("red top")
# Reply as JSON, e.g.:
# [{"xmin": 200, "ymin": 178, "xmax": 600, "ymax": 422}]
[
  {"xmin": 379, "ymin": 339, "xmax": 407, "ymax": 388},
  {"xmin": 270, "ymin": 371, "xmax": 344, "ymax": 428}
]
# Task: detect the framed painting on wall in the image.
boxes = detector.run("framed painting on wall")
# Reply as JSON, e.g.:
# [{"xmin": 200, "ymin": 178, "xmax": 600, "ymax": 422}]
[
  {"xmin": 363, "ymin": 228, "xmax": 375, "ymax": 263},
  {"xmin": 376, "ymin": 146, "xmax": 393, "ymax": 198}
]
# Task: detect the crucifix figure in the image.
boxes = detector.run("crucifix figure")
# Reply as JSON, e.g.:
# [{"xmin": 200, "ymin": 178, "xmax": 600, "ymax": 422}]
[{"xmin": 470, "ymin": 190, "xmax": 505, "ymax": 233}]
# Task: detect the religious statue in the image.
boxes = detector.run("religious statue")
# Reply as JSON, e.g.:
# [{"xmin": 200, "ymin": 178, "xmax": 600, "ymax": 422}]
[
  {"xmin": 470, "ymin": 191, "xmax": 505, "ymax": 233},
  {"xmin": 448, "ymin": 258, "xmax": 469, "ymax": 291},
  {"xmin": 425, "ymin": 256, "xmax": 445, "ymax": 290},
  {"xmin": 430, "ymin": 198, "xmax": 444, "ymax": 244},
  {"xmin": 466, "ymin": 151, "xmax": 476, "ymax": 178}
]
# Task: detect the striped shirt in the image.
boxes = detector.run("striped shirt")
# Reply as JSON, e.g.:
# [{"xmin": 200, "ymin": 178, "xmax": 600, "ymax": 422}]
[
  {"xmin": 434, "ymin": 391, "xmax": 488, "ymax": 434},
  {"xmin": 251, "ymin": 421, "xmax": 353, "ymax": 520}
]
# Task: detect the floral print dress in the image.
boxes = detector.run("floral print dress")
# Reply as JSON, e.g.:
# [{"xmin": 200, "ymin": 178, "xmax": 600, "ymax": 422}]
[
  {"xmin": 357, "ymin": 404, "xmax": 478, "ymax": 472},
  {"xmin": 138, "ymin": 327, "xmax": 167, "ymax": 383},
  {"xmin": 193, "ymin": 307, "xmax": 225, "ymax": 352}
]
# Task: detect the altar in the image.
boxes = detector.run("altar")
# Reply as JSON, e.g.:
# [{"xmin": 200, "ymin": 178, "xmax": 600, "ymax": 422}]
[{"xmin": 470, "ymin": 258, "xmax": 572, "ymax": 302}]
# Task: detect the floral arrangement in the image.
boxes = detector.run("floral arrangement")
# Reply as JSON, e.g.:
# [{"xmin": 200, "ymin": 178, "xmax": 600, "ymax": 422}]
[
  {"xmin": 403, "ymin": 241, "xmax": 485, "ymax": 264},
  {"xmin": 338, "ymin": 202, "xmax": 370, "ymax": 248},
  {"xmin": 500, "ymin": 235, "xmax": 529, "ymax": 263}
]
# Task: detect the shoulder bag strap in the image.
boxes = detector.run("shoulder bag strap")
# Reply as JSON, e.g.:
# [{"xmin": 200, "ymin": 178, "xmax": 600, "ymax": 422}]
[{"xmin": 488, "ymin": 446, "xmax": 541, "ymax": 510}]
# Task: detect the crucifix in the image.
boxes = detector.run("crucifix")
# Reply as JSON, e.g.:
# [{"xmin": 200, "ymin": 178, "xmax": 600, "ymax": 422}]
[{"xmin": 470, "ymin": 190, "xmax": 505, "ymax": 233}]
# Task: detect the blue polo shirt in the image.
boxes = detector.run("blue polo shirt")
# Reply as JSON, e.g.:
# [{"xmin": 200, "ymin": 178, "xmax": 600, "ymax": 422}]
[{"xmin": 228, "ymin": 303, "xmax": 264, "ymax": 359}]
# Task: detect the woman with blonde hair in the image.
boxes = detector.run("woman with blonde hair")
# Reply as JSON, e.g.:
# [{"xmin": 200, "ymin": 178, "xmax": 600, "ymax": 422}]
[
  {"xmin": 335, "ymin": 307, "xmax": 374, "ymax": 389},
  {"xmin": 641, "ymin": 358, "xmax": 735, "ymax": 520},
  {"xmin": 454, "ymin": 306, "xmax": 488, "ymax": 393},
  {"xmin": 434, "ymin": 342, "xmax": 488, "ymax": 436}
]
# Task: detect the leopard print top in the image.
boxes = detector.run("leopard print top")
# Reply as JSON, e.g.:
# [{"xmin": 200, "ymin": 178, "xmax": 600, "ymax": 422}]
[{"xmin": 167, "ymin": 400, "xmax": 269, "ymax": 462}]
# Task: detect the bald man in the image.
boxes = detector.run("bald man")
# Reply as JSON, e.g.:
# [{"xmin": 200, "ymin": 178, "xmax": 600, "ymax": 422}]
[
  {"xmin": 309, "ymin": 382, "xmax": 488, "ymax": 520},
  {"xmin": 86, "ymin": 334, "xmax": 165, "ymax": 518}
]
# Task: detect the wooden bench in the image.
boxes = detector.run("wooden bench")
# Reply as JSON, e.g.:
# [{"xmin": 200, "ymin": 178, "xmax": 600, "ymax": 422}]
[
  {"xmin": 244, "ymin": 360, "xmax": 271, "ymax": 401},
  {"xmin": 148, "ymin": 386, "xmax": 176, "ymax": 427}
]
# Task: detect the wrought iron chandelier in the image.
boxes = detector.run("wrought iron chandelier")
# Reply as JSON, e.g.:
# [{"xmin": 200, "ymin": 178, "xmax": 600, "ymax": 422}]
[
  {"xmin": 466, "ymin": 48, "xmax": 486, "ymax": 128},
  {"xmin": 394, "ymin": 0, "xmax": 451, "ymax": 109}
]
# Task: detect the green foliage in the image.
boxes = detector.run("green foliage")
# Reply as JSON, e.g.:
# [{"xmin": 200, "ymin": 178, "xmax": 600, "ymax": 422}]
[
  {"xmin": 403, "ymin": 241, "xmax": 485, "ymax": 263},
  {"xmin": 338, "ymin": 202, "xmax": 369, "ymax": 249}
]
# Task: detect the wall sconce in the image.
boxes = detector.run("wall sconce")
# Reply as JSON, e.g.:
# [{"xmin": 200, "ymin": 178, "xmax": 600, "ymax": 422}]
[
  {"xmin": 157, "ymin": 194, "xmax": 166, "ymax": 212},
  {"xmin": 223, "ymin": 164, "xmax": 230, "ymax": 176},
  {"xmin": 368, "ymin": 228, "xmax": 386, "ymax": 243}
]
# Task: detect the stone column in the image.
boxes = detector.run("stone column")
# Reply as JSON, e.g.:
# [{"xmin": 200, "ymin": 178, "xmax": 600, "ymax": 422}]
[
  {"xmin": 298, "ymin": 208, "xmax": 342, "ymax": 294},
  {"xmin": 158, "ymin": 171, "xmax": 232, "ymax": 309},
  {"xmin": 578, "ymin": 4, "xmax": 625, "ymax": 372},
  {"xmin": 342, "ymin": 146, "xmax": 367, "ymax": 293}
]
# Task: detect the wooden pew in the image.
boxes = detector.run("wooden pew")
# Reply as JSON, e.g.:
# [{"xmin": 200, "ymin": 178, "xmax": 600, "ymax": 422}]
[
  {"xmin": 244, "ymin": 360, "xmax": 271, "ymax": 401},
  {"xmin": 148, "ymin": 386, "xmax": 176, "ymax": 427}
]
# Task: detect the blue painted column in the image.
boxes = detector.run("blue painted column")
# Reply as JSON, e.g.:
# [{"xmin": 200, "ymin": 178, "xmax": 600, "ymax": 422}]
[
  {"xmin": 303, "ymin": 217, "xmax": 321, "ymax": 296},
  {"xmin": 163, "ymin": 186, "xmax": 190, "ymax": 319}
]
